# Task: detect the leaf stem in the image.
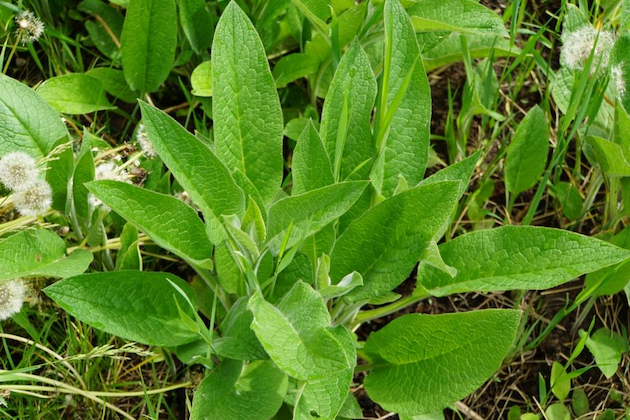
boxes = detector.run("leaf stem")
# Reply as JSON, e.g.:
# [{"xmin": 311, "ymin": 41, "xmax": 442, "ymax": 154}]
[{"xmin": 352, "ymin": 289, "xmax": 431, "ymax": 325}]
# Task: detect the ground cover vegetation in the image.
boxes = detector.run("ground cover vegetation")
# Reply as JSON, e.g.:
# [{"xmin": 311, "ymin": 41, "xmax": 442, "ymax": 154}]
[{"xmin": 0, "ymin": 0, "xmax": 629, "ymax": 418}]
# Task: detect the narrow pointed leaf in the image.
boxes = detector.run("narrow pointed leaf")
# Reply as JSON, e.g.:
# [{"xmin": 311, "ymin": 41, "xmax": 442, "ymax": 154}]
[
  {"xmin": 419, "ymin": 226, "xmax": 630, "ymax": 297},
  {"xmin": 212, "ymin": 2, "xmax": 283, "ymax": 204}
]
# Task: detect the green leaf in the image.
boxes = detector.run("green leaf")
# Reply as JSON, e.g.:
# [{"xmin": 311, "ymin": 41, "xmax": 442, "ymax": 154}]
[
  {"xmin": 330, "ymin": 181, "xmax": 460, "ymax": 302},
  {"xmin": 545, "ymin": 404, "xmax": 570, "ymax": 420},
  {"xmin": 266, "ymin": 181, "xmax": 368, "ymax": 253},
  {"xmin": 290, "ymin": 0, "xmax": 331, "ymax": 33},
  {"xmin": 45, "ymin": 271, "xmax": 198, "ymax": 347},
  {"xmin": 407, "ymin": 0, "xmax": 508, "ymax": 37},
  {"xmin": 571, "ymin": 388, "xmax": 590, "ymax": 417},
  {"xmin": 248, "ymin": 281, "xmax": 352, "ymax": 380},
  {"xmin": 580, "ymin": 328, "xmax": 627, "ymax": 379},
  {"xmin": 296, "ymin": 325, "xmax": 356, "ymax": 419},
  {"xmin": 86, "ymin": 180, "xmax": 213, "ymax": 264},
  {"xmin": 320, "ymin": 41, "xmax": 377, "ymax": 182},
  {"xmin": 35, "ymin": 73, "xmax": 115, "ymax": 114},
  {"xmin": 121, "ymin": 0, "xmax": 177, "ymax": 93},
  {"xmin": 78, "ymin": 0, "xmax": 124, "ymax": 60},
  {"xmin": 423, "ymin": 33, "xmax": 520, "ymax": 72},
  {"xmin": 584, "ymin": 225, "xmax": 630, "ymax": 297},
  {"xmin": 550, "ymin": 362, "xmax": 570, "ymax": 402},
  {"xmin": 214, "ymin": 297, "xmax": 267, "ymax": 360},
  {"xmin": 190, "ymin": 61, "xmax": 212, "ymax": 97},
  {"xmin": 86, "ymin": 68, "xmax": 139, "ymax": 103},
  {"xmin": 555, "ymin": 182, "xmax": 583, "ymax": 221},
  {"xmin": 292, "ymin": 120, "xmax": 334, "ymax": 195},
  {"xmin": 364, "ymin": 309, "xmax": 520, "ymax": 415},
  {"xmin": 585, "ymin": 136, "xmax": 630, "ymax": 177},
  {"xmin": 139, "ymin": 102, "xmax": 245, "ymax": 243},
  {"xmin": 418, "ymin": 226, "xmax": 630, "ymax": 297},
  {"xmin": 372, "ymin": 0, "xmax": 431, "ymax": 197},
  {"xmin": 0, "ymin": 74, "xmax": 69, "ymax": 159},
  {"xmin": 505, "ymin": 105, "xmax": 549, "ymax": 196},
  {"xmin": 177, "ymin": 0, "xmax": 214, "ymax": 53},
  {"xmin": 212, "ymin": 2, "xmax": 283, "ymax": 204},
  {"xmin": 273, "ymin": 53, "xmax": 320, "ymax": 88},
  {"xmin": 190, "ymin": 359, "xmax": 288, "ymax": 420},
  {"xmin": 0, "ymin": 229, "xmax": 92, "ymax": 282}
]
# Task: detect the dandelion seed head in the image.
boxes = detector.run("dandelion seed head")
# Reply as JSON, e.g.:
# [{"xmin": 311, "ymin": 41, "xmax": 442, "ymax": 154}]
[
  {"xmin": 561, "ymin": 26, "xmax": 615, "ymax": 74},
  {"xmin": 0, "ymin": 280, "xmax": 26, "ymax": 321},
  {"xmin": 0, "ymin": 152, "xmax": 39, "ymax": 192},
  {"xmin": 13, "ymin": 180, "xmax": 52, "ymax": 217},
  {"xmin": 136, "ymin": 124, "xmax": 157, "ymax": 158},
  {"xmin": 89, "ymin": 162, "xmax": 129, "ymax": 210},
  {"xmin": 14, "ymin": 10, "xmax": 44, "ymax": 44},
  {"xmin": 611, "ymin": 64, "xmax": 626, "ymax": 99}
]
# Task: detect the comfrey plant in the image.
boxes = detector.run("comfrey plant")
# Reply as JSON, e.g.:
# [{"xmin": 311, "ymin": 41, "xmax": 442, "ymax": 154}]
[
  {"xmin": 0, "ymin": 0, "xmax": 630, "ymax": 420},
  {"xmin": 3, "ymin": 1, "xmax": 628, "ymax": 418}
]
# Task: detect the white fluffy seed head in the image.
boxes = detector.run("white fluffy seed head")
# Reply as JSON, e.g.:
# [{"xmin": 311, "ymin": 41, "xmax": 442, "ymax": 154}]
[
  {"xmin": 13, "ymin": 180, "xmax": 52, "ymax": 217},
  {"xmin": 611, "ymin": 64, "xmax": 626, "ymax": 99},
  {"xmin": 14, "ymin": 10, "xmax": 44, "ymax": 45},
  {"xmin": 89, "ymin": 162, "xmax": 129, "ymax": 210},
  {"xmin": 561, "ymin": 26, "xmax": 615, "ymax": 73},
  {"xmin": 0, "ymin": 152, "xmax": 39, "ymax": 191},
  {"xmin": 136, "ymin": 124, "xmax": 157, "ymax": 158},
  {"xmin": 0, "ymin": 280, "xmax": 26, "ymax": 321}
]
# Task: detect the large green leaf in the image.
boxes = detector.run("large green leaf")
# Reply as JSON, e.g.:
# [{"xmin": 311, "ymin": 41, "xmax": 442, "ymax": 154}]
[
  {"xmin": 86, "ymin": 180, "xmax": 213, "ymax": 265},
  {"xmin": 0, "ymin": 74, "xmax": 68, "ymax": 159},
  {"xmin": 364, "ymin": 310, "xmax": 520, "ymax": 415},
  {"xmin": 177, "ymin": 0, "xmax": 214, "ymax": 53},
  {"xmin": 407, "ymin": 0, "xmax": 508, "ymax": 37},
  {"xmin": 86, "ymin": 68, "xmax": 139, "ymax": 103},
  {"xmin": 0, "ymin": 229, "xmax": 92, "ymax": 282},
  {"xmin": 505, "ymin": 105, "xmax": 549, "ymax": 196},
  {"xmin": 418, "ymin": 226, "xmax": 630, "ymax": 297},
  {"xmin": 330, "ymin": 181, "xmax": 460, "ymax": 302},
  {"xmin": 212, "ymin": 2, "xmax": 283, "ymax": 204},
  {"xmin": 320, "ymin": 41, "xmax": 377, "ymax": 181},
  {"xmin": 45, "ymin": 271, "xmax": 198, "ymax": 347},
  {"xmin": 584, "ymin": 225, "xmax": 630, "ymax": 297},
  {"xmin": 248, "ymin": 281, "xmax": 351, "ymax": 380},
  {"xmin": 585, "ymin": 136, "xmax": 630, "ymax": 177},
  {"xmin": 371, "ymin": 0, "xmax": 431, "ymax": 197},
  {"xmin": 35, "ymin": 74, "xmax": 115, "ymax": 115},
  {"xmin": 266, "ymin": 181, "xmax": 368, "ymax": 253},
  {"xmin": 190, "ymin": 359, "xmax": 287, "ymax": 420},
  {"xmin": 292, "ymin": 120, "xmax": 334, "ymax": 195},
  {"xmin": 121, "ymin": 0, "xmax": 177, "ymax": 93},
  {"xmin": 214, "ymin": 297, "xmax": 267, "ymax": 360},
  {"xmin": 139, "ymin": 102, "xmax": 245, "ymax": 243},
  {"xmin": 295, "ymin": 325, "xmax": 356, "ymax": 419}
]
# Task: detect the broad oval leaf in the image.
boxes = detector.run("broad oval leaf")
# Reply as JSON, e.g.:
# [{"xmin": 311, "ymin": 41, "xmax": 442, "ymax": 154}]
[
  {"xmin": 121, "ymin": 0, "xmax": 177, "ymax": 93},
  {"xmin": 45, "ymin": 271, "xmax": 198, "ymax": 346},
  {"xmin": 248, "ymin": 281, "xmax": 352, "ymax": 380},
  {"xmin": 330, "ymin": 181, "xmax": 460, "ymax": 302},
  {"xmin": 214, "ymin": 296, "xmax": 267, "ymax": 360},
  {"xmin": 505, "ymin": 105, "xmax": 549, "ymax": 196},
  {"xmin": 190, "ymin": 61, "xmax": 212, "ymax": 97},
  {"xmin": 190, "ymin": 359, "xmax": 288, "ymax": 420},
  {"xmin": 35, "ymin": 73, "xmax": 115, "ymax": 114},
  {"xmin": 364, "ymin": 309, "xmax": 520, "ymax": 415},
  {"xmin": 585, "ymin": 136, "xmax": 630, "ymax": 177},
  {"xmin": 266, "ymin": 181, "xmax": 369, "ymax": 253},
  {"xmin": 418, "ymin": 226, "xmax": 630, "ymax": 297},
  {"xmin": 0, "ymin": 74, "xmax": 69, "ymax": 159},
  {"xmin": 0, "ymin": 229, "xmax": 92, "ymax": 282},
  {"xmin": 86, "ymin": 180, "xmax": 213, "ymax": 264},
  {"xmin": 212, "ymin": 2, "xmax": 283, "ymax": 204}
]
